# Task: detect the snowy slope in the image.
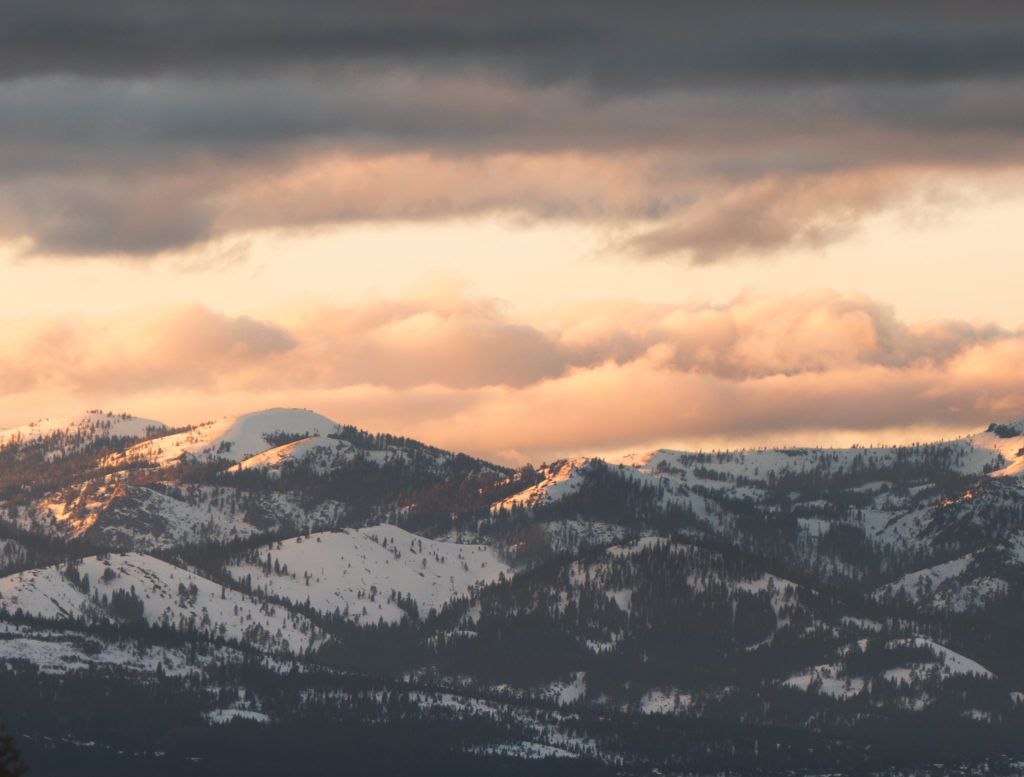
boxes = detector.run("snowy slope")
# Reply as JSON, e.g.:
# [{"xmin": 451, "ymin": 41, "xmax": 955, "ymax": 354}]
[
  {"xmin": 491, "ymin": 422, "xmax": 1024, "ymax": 558},
  {"xmin": 784, "ymin": 636, "xmax": 993, "ymax": 702},
  {"xmin": 624, "ymin": 439, "xmax": 1005, "ymax": 485},
  {"xmin": 229, "ymin": 431, "xmax": 464, "ymax": 477},
  {"xmin": 967, "ymin": 422, "xmax": 1024, "ymax": 476},
  {"xmin": 0, "ymin": 553, "xmax": 321, "ymax": 653},
  {"xmin": 492, "ymin": 457, "xmax": 686, "ymax": 513},
  {"xmin": 889, "ymin": 637, "xmax": 994, "ymax": 678},
  {"xmin": 590, "ymin": 537, "xmax": 801, "ymax": 612},
  {"xmin": 496, "ymin": 447, "xmax": 922, "ymax": 514},
  {"xmin": 230, "ymin": 436, "xmax": 356, "ymax": 475},
  {"xmin": 549, "ymin": 537, "xmax": 810, "ymax": 654},
  {"xmin": 866, "ymin": 472, "xmax": 1024, "ymax": 609},
  {"xmin": 982, "ymin": 424, "xmax": 1024, "ymax": 478},
  {"xmin": 991, "ymin": 457, "xmax": 1024, "ymax": 478},
  {"xmin": 0, "ymin": 622, "xmax": 260, "ymax": 676},
  {"xmin": 618, "ymin": 418, "xmax": 1024, "ymax": 492},
  {"xmin": 874, "ymin": 552, "xmax": 1013, "ymax": 612},
  {"xmin": 108, "ymin": 408, "xmax": 340, "ymax": 466},
  {"xmin": 0, "ymin": 410, "xmax": 165, "ymax": 446},
  {"xmin": 0, "ymin": 411, "xmax": 166, "ymax": 458},
  {"xmin": 11, "ymin": 481, "xmax": 344, "ymax": 549},
  {"xmin": 875, "ymin": 554, "xmax": 977, "ymax": 606},
  {"xmin": 492, "ymin": 458, "xmax": 594, "ymax": 511},
  {"xmin": 226, "ymin": 525, "xmax": 511, "ymax": 624}
]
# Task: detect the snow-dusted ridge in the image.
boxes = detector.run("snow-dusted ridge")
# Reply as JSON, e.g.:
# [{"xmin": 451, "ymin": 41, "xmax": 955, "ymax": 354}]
[
  {"xmin": 0, "ymin": 411, "xmax": 166, "ymax": 459},
  {"xmin": 10, "ymin": 481, "xmax": 344, "ymax": 549},
  {"xmin": 491, "ymin": 421, "xmax": 1024, "ymax": 528},
  {"xmin": 107, "ymin": 408, "xmax": 341, "ymax": 467}
]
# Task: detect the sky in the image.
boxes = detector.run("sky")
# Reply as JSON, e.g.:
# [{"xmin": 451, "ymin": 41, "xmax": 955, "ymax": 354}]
[{"xmin": 2, "ymin": 0, "xmax": 1024, "ymax": 464}]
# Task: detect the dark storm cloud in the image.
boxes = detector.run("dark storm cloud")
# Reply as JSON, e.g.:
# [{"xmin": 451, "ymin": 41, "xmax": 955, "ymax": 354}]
[
  {"xmin": 3, "ymin": 0, "xmax": 1024, "ymax": 258},
  {"xmin": 3, "ymin": 0, "xmax": 1024, "ymax": 87}
]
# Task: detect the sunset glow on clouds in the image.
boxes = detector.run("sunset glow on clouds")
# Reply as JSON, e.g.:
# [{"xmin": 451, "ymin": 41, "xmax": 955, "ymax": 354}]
[
  {"xmin": 4, "ymin": 2, "xmax": 1024, "ymax": 261},
  {"xmin": 3, "ymin": 288, "xmax": 1023, "ymax": 463},
  {"xmin": 2, "ymin": 0, "xmax": 1024, "ymax": 461}
]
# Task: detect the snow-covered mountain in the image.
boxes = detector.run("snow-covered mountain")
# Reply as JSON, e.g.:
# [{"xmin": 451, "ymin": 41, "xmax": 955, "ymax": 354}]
[
  {"xmin": 106, "ymin": 407, "xmax": 340, "ymax": 467},
  {"xmin": 4, "ymin": 409, "xmax": 1024, "ymax": 775},
  {"xmin": 498, "ymin": 426, "xmax": 1022, "ymax": 518},
  {"xmin": 1, "ymin": 407, "xmax": 502, "ymax": 552}
]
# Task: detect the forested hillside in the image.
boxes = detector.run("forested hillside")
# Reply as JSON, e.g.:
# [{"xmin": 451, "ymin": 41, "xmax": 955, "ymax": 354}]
[{"xmin": 3, "ymin": 409, "xmax": 1024, "ymax": 775}]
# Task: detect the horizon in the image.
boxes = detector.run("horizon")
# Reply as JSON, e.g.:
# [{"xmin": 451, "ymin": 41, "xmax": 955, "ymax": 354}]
[{"xmin": 1, "ymin": 404, "xmax": 1018, "ymax": 467}]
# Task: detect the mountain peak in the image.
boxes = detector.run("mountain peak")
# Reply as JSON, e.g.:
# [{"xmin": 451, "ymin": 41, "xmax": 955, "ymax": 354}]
[{"xmin": 110, "ymin": 407, "xmax": 341, "ymax": 466}]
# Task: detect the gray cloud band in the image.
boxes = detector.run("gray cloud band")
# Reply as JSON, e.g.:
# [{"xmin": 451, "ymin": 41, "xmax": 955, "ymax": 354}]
[
  {"xmin": 4, "ymin": 1, "xmax": 1024, "ymax": 85},
  {"xmin": 2, "ymin": 0, "xmax": 1024, "ymax": 258}
]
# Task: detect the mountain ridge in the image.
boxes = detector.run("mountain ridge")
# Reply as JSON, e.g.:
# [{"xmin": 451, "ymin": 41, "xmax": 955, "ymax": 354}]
[{"xmin": 4, "ymin": 406, "xmax": 1024, "ymax": 774}]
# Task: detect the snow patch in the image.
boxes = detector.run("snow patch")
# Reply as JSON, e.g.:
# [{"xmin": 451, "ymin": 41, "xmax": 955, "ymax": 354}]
[{"xmin": 226, "ymin": 525, "xmax": 510, "ymax": 625}]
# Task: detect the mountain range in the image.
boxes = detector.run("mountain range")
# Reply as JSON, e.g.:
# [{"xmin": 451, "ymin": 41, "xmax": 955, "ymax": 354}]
[{"xmin": 2, "ymin": 408, "xmax": 1024, "ymax": 776}]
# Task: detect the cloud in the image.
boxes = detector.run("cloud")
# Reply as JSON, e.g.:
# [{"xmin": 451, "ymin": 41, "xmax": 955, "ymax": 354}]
[
  {"xmin": 622, "ymin": 173, "xmax": 904, "ymax": 262},
  {"xmin": 0, "ymin": 307, "xmax": 295, "ymax": 394},
  {"xmin": 1, "ymin": 289, "xmax": 1022, "ymax": 462},
  {"xmin": 3, "ymin": 4, "xmax": 1024, "ymax": 259},
  {"xmin": 4, "ymin": 1, "xmax": 1024, "ymax": 87},
  {"xmin": 1, "ymin": 136, "xmax": 1017, "ymax": 259}
]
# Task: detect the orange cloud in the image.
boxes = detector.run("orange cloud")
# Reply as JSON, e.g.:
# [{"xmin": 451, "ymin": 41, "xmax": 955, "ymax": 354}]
[{"xmin": 0, "ymin": 289, "xmax": 1021, "ymax": 463}]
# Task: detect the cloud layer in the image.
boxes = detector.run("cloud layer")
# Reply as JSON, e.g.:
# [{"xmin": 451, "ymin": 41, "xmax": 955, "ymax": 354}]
[
  {"xmin": 3, "ymin": 1, "xmax": 1024, "ymax": 259},
  {"xmin": 3, "ymin": 289, "xmax": 1022, "ymax": 463},
  {"xmin": 6, "ymin": 1, "xmax": 1024, "ymax": 85}
]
